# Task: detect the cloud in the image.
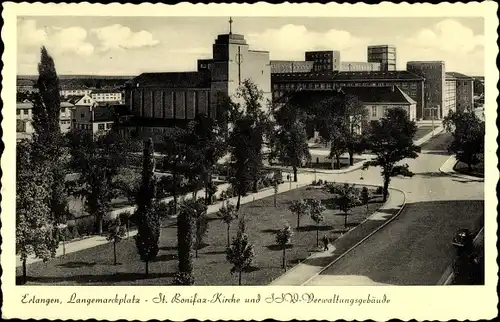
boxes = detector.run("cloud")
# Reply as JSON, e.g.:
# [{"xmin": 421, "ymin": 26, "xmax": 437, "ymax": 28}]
[
  {"xmin": 246, "ymin": 24, "xmax": 368, "ymax": 60},
  {"xmin": 90, "ymin": 24, "xmax": 160, "ymax": 51},
  {"xmin": 17, "ymin": 20, "xmax": 47, "ymax": 47},
  {"xmin": 405, "ymin": 19, "xmax": 484, "ymax": 53},
  {"xmin": 17, "ymin": 19, "xmax": 94, "ymax": 56}
]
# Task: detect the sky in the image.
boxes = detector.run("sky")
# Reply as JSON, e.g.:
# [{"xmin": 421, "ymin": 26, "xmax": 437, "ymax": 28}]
[{"xmin": 17, "ymin": 16, "xmax": 485, "ymax": 76}]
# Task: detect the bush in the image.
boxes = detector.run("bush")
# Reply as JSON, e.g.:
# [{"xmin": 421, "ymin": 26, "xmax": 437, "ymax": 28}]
[
  {"xmin": 155, "ymin": 202, "xmax": 170, "ymax": 219},
  {"xmin": 312, "ymin": 180, "xmax": 317, "ymax": 186},
  {"xmin": 211, "ymin": 195, "xmax": 218, "ymax": 204},
  {"xmin": 323, "ymin": 180, "xmax": 328, "ymax": 185},
  {"xmin": 71, "ymin": 225, "xmax": 80, "ymax": 239},
  {"xmin": 318, "ymin": 179, "xmax": 323, "ymax": 185},
  {"xmin": 376, "ymin": 186, "xmax": 383, "ymax": 195},
  {"xmin": 173, "ymin": 272, "xmax": 195, "ymax": 285}
]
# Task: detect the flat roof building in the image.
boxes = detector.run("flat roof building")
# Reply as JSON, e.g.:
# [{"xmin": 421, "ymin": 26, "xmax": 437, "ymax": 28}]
[{"xmin": 368, "ymin": 45, "xmax": 397, "ymax": 71}]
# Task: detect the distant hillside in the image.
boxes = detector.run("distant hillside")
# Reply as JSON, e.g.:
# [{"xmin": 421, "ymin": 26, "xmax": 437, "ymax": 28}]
[
  {"xmin": 18, "ymin": 75, "xmax": 135, "ymax": 80},
  {"xmin": 17, "ymin": 75, "xmax": 135, "ymax": 89}
]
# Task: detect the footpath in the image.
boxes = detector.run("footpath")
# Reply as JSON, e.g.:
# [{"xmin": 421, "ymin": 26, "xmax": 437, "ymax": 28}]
[
  {"xmin": 270, "ymin": 187, "xmax": 406, "ymax": 285},
  {"xmin": 16, "ymin": 128, "xmax": 441, "ymax": 267}
]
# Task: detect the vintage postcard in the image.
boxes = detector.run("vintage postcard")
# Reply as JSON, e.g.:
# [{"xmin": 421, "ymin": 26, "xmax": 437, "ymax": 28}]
[{"xmin": 1, "ymin": 2, "xmax": 498, "ymax": 320}]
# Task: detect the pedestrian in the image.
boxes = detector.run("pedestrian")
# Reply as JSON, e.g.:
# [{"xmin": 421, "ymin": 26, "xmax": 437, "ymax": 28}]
[
  {"xmin": 287, "ymin": 174, "xmax": 290, "ymax": 182},
  {"xmin": 322, "ymin": 235, "xmax": 329, "ymax": 251}
]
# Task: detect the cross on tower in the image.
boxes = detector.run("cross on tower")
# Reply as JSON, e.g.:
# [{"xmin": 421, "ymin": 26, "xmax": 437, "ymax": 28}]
[{"xmin": 229, "ymin": 17, "xmax": 233, "ymax": 34}]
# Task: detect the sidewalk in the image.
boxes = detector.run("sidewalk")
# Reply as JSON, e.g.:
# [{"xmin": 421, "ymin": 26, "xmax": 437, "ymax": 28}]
[
  {"xmin": 439, "ymin": 155, "xmax": 484, "ymax": 182},
  {"xmin": 414, "ymin": 125, "xmax": 444, "ymax": 146},
  {"xmin": 270, "ymin": 187, "xmax": 406, "ymax": 285},
  {"xmin": 16, "ymin": 172, "xmax": 315, "ymax": 267}
]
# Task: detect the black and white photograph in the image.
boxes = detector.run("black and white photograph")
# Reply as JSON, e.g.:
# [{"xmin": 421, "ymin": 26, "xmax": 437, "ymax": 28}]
[{"xmin": 1, "ymin": 2, "xmax": 498, "ymax": 321}]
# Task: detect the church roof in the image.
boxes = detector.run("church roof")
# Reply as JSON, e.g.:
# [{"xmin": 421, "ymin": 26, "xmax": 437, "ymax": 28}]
[{"xmin": 129, "ymin": 71, "xmax": 211, "ymax": 89}]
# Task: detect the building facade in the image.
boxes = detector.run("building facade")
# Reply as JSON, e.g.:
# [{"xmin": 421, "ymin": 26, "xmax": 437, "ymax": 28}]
[
  {"xmin": 339, "ymin": 61, "xmax": 381, "ymax": 72},
  {"xmin": 123, "ymin": 31, "xmax": 271, "ymax": 140},
  {"xmin": 16, "ymin": 101, "xmax": 74, "ymax": 140},
  {"xmin": 72, "ymin": 105, "xmax": 115, "ymax": 134},
  {"xmin": 368, "ymin": 45, "xmax": 397, "ymax": 71},
  {"xmin": 90, "ymin": 89, "xmax": 123, "ymax": 103},
  {"xmin": 407, "ymin": 61, "xmax": 447, "ymax": 119},
  {"xmin": 60, "ymin": 87, "xmax": 93, "ymax": 97},
  {"xmin": 271, "ymin": 71, "xmax": 425, "ymax": 119},
  {"xmin": 270, "ymin": 60, "xmax": 314, "ymax": 73},
  {"xmin": 305, "ymin": 51, "xmax": 341, "ymax": 72},
  {"xmin": 446, "ymin": 72, "xmax": 474, "ymax": 112}
]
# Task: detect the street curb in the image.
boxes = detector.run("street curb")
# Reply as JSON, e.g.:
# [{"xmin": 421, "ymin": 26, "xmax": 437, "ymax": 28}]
[
  {"xmin": 269, "ymin": 185, "xmax": 405, "ymax": 286},
  {"xmin": 299, "ymin": 186, "xmax": 407, "ymax": 286},
  {"xmin": 437, "ymin": 227, "xmax": 484, "ymax": 285},
  {"xmin": 439, "ymin": 156, "xmax": 484, "ymax": 182}
]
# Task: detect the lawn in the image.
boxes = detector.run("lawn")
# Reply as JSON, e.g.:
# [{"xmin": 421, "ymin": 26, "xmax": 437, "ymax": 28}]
[
  {"xmin": 18, "ymin": 185, "xmax": 384, "ymax": 286},
  {"xmin": 414, "ymin": 126, "xmax": 435, "ymax": 141},
  {"xmin": 454, "ymin": 158, "xmax": 484, "ymax": 178}
]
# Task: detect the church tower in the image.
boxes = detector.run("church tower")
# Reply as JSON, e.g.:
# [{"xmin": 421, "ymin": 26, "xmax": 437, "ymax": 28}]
[{"xmin": 210, "ymin": 18, "xmax": 271, "ymax": 110}]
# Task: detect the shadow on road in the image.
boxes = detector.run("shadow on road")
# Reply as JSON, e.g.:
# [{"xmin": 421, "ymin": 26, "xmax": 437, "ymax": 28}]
[
  {"xmin": 314, "ymin": 199, "xmax": 484, "ymax": 285},
  {"xmin": 57, "ymin": 261, "xmax": 97, "ymax": 268},
  {"xmin": 17, "ymin": 272, "xmax": 176, "ymax": 285}
]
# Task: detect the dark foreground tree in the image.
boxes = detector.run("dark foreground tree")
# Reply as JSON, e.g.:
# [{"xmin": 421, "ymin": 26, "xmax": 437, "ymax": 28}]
[
  {"xmin": 31, "ymin": 46, "xmax": 68, "ymax": 225},
  {"xmin": 443, "ymin": 110, "xmax": 485, "ymax": 171},
  {"xmin": 16, "ymin": 140, "xmax": 58, "ymax": 284},
  {"xmin": 134, "ymin": 138, "xmax": 160, "ymax": 275},
  {"xmin": 192, "ymin": 200, "xmax": 209, "ymax": 258},
  {"xmin": 175, "ymin": 199, "xmax": 197, "ymax": 285},
  {"xmin": 361, "ymin": 186, "xmax": 370, "ymax": 215},
  {"xmin": 276, "ymin": 225, "xmax": 293, "ymax": 271},
  {"xmin": 226, "ymin": 217, "xmax": 255, "ymax": 285},
  {"xmin": 362, "ymin": 108, "xmax": 420, "ymax": 202}
]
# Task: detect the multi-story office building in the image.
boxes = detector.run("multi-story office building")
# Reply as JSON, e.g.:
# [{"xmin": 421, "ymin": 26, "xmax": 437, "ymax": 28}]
[
  {"xmin": 305, "ymin": 50, "xmax": 341, "ymax": 72},
  {"xmin": 368, "ymin": 45, "xmax": 397, "ymax": 71},
  {"xmin": 339, "ymin": 61, "xmax": 381, "ymax": 72},
  {"xmin": 270, "ymin": 61, "xmax": 314, "ymax": 73},
  {"xmin": 406, "ymin": 61, "xmax": 447, "ymax": 119},
  {"xmin": 271, "ymin": 70, "xmax": 425, "ymax": 119},
  {"xmin": 446, "ymin": 72, "xmax": 474, "ymax": 112}
]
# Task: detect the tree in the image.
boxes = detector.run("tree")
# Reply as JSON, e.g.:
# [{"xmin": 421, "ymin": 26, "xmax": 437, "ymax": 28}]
[
  {"xmin": 16, "ymin": 140, "xmax": 58, "ymax": 284},
  {"xmin": 289, "ymin": 199, "xmax": 310, "ymax": 229},
  {"xmin": 107, "ymin": 218, "xmax": 126, "ymax": 265},
  {"xmin": 273, "ymin": 120, "xmax": 311, "ymax": 181},
  {"xmin": 216, "ymin": 202, "xmax": 239, "ymax": 248},
  {"xmin": 329, "ymin": 183, "xmax": 361, "ymax": 229},
  {"xmin": 362, "ymin": 108, "xmax": 421, "ymax": 202},
  {"xmin": 236, "ymin": 80, "xmax": 269, "ymax": 192},
  {"xmin": 134, "ymin": 138, "xmax": 160, "ymax": 275},
  {"xmin": 31, "ymin": 47, "xmax": 68, "ymax": 226},
  {"xmin": 308, "ymin": 199, "xmax": 326, "ymax": 247},
  {"xmin": 275, "ymin": 225, "xmax": 293, "ymax": 271},
  {"xmin": 191, "ymin": 200, "xmax": 209, "ymax": 258},
  {"xmin": 226, "ymin": 217, "xmax": 255, "ymax": 285},
  {"xmin": 361, "ymin": 186, "xmax": 370, "ymax": 215},
  {"xmin": 114, "ymin": 167, "xmax": 141, "ymax": 205},
  {"xmin": 271, "ymin": 97, "xmax": 311, "ymax": 182},
  {"xmin": 229, "ymin": 117, "xmax": 255, "ymax": 210},
  {"xmin": 67, "ymin": 129, "xmax": 131, "ymax": 234},
  {"xmin": 343, "ymin": 94, "xmax": 368, "ymax": 165},
  {"xmin": 443, "ymin": 110, "xmax": 485, "ymax": 171},
  {"xmin": 176, "ymin": 199, "xmax": 197, "ymax": 285},
  {"xmin": 161, "ymin": 127, "xmax": 189, "ymax": 214}
]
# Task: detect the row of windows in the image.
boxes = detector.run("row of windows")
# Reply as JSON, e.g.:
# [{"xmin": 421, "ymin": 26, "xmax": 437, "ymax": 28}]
[
  {"xmin": 97, "ymin": 123, "xmax": 113, "ymax": 130},
  {"xmin": 273, "ymin": 82, "xmax": 418, "ymax": 90}
]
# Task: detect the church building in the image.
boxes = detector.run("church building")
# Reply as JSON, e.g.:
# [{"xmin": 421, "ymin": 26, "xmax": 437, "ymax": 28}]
[{"xmin": 122, "ymin": 18, "xmax": 271, "ymax": 141}]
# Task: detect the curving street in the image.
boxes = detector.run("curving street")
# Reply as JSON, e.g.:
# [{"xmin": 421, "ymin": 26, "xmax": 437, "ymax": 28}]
[{"xmin": 304, "ymin": 132, "xmax": 484, "ymax": 285}]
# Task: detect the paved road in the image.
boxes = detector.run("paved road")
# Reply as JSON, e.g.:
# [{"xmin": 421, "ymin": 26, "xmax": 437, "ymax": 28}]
[{"xmin": 304, "ymin": 133, "xmax": 484, "ymax": 285}]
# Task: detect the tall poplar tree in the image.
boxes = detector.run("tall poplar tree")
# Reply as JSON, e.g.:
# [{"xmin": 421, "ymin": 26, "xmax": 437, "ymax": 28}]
[
  {"xmin": 31, "ymin": 46, "xmax": 68, "ymax": 225},
  {"xmin": 134, "ymin": 138, "xmax": 160, "ymax": 275}
]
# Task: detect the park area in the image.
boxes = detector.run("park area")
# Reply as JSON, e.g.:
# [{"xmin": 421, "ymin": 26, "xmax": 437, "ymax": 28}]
[{"xmin": 17, "ymin": 184, "xmax": 385, "ymax": 286}]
